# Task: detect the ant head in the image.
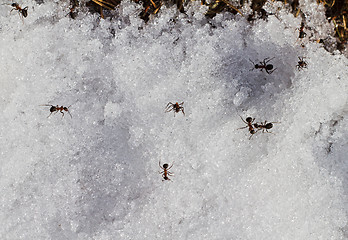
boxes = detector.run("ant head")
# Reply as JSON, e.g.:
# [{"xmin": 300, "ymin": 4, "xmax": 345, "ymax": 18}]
[
  {"xmin": 250, "ymin": 129, "xmax": 255, "ymax": 134},
  {"xmin": 11, "ymin": 3, "xmax": 17, "ymax": 7},
  {"xmin": 163, "ymin": 176, "xmax": 169, "ymax": 180},
  {"xmin": 253, "ymin": 123, "xmax": 259, "ymax": 128},
  {"xmin": 265, "ymin": 123, "xmax": 273, "ymax": 129},
  {"xmin": 50, "ymin": 106, "xmax": 56, "ymax": 112},
  {"xmin": 63, "ymin": 107, "xmax": 69, "ymax": 111},
  {"xmin": 266, "ymin": 64, "xmax": 273, "ymax": 70},
  {"xmin": 246, "ymin": 117, "xmax": 253, "ymax": 123},
  {"xmin": 163, "ymin": 163, "xmax": 169, "ymax": 169}
]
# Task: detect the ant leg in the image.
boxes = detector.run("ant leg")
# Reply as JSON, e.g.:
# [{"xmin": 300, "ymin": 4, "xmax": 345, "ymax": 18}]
[
  {"xmin": 237, "ymin": 126, "xmax": 248, "ymax": 130},
  {"xmin": 181, "ymin": 108, "xmax": 185, "ymax": 116},
  {"xmin": 166, "ymin": 102, "xmax": 174, "ymax": 107},
  {"xmin": 264, "ymin": 57, "xmax": 275, "ymax": 64},
  {"xmin": 167, "ymin": 162, "xmax": 175, "ymax": 170},
  {"xmin": 165, "ymin": 106, "xmax": 174, "ymax": 113},
  {"xmin": 47, "ymin": 111, "xmax": 58, "ymax": 118},
  {"xmin": 266, "ymin": 68, "xmax": 277, "ymax": 74},
  {"xmin": 19, "ymin": 13, "xmax": 24, "ymax": 24}
]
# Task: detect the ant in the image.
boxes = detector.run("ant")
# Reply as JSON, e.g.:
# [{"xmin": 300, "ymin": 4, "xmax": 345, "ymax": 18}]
[
  {"xmin": 66, "ymin": 0, "xmax": 79, "ymax": 19},
  {"xmin": 159, "ymin": 161, "xmax": 174, "ymax": 181},
  {"xmin": 237, "ymin": 116, "xmax": 257, "ymax": 139},
  {"xmin": 10, "ymin": 3, "xmax": 28, "ymax": 18},
  {"xmin": 41, "ymin": 105, "xmax": 72, "ymax": 118},
  {"xmin": 66, "ymin": 6, "xmax": 77, "ymax": 19},
  {"xmin": 298, "ymin": 22, "xmax": 307, "ymax": 39},
  {"xmin": 253, "ymin": 121, "xmax": 279, "ymax": 133},
  {"xmin": 249, "ymin": 57, "xmax": 276, "ymax": 74},
  {"xmin": 165, "ymin": 102, "xmax": 185, "ymax": 116},
  {"xmin": 296, "ymin": 57, "xmax": 307, "ymax": 70}
]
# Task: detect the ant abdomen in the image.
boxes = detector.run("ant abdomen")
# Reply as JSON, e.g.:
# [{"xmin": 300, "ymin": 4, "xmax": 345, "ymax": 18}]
[{"xmin": 266, "ymin": 64, "xmax": 274, "ymax": 70}]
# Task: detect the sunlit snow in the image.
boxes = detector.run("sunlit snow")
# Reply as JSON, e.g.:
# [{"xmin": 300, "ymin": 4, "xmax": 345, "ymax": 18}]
[{"xmin": 1, "ymin": 0, "xmax": 348, "ymax": 239}]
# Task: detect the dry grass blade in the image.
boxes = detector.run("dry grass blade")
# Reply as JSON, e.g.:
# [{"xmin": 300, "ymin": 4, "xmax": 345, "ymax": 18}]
[
  {"xmin": 317, "ymin": 0, "xmax": 336, "ymax": 7},
  {"xmin": 220, "ymin": 0, "xmax": 244, "ymax": 16},
  {"xmin": 149, "ymin": 0, "xmax": 157, "ymax": 8},
  {"xmin": 91, "ymin": 0, "xmax": 116, "ymax": 10}
]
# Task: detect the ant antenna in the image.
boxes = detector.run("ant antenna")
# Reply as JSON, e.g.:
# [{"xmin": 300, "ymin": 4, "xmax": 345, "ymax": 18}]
[
  {"xmin": 238, "ymin": 114, "xmax": 247, "ymax": 124},
  {"xmin": 249, "ymin": 59, "xmax": 256, "ymax": 71},
  {"xmin": 66, "ymin": 105, "xmax": 72, "ymax": 118}
]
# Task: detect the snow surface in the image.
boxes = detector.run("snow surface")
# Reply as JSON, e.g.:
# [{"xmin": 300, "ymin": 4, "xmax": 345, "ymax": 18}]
[{"xmin": 1, "ymin": 0, "xmax": 348, "ymax": 239}]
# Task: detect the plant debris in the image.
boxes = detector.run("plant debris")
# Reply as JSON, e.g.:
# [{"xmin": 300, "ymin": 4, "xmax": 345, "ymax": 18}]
[{"xmin": 65, "ymin": 0, "xmax": 347, "ymax": 54}]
